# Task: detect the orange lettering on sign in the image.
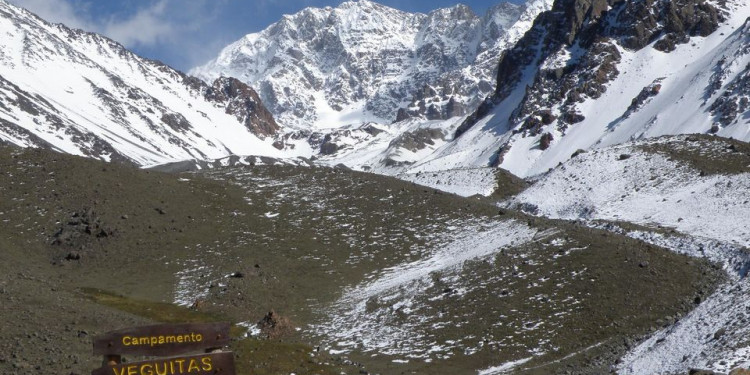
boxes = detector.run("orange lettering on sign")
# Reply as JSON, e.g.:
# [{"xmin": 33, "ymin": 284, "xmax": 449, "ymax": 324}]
[{"xmin": 201, "ymin": 357, "xmax": 212, "ymax": 371}]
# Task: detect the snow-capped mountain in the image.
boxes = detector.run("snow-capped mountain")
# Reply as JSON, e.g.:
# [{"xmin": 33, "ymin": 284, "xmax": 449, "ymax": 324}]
[
  {"xmin": 0, "ymin": 0, "xmax": 283, "ymax": 166},
  {"xmin": 417, "ymin": 0, "xmax": 750, "ymax": 178},
  {"xmin": 193, "ymin": 0, "xmax": 750, "ymax": 185},
  {"xmin": 6, "ymin": 0, "xmax": 750, "ymax": 186},
  {"xmin": 192, "ymin": 0, "xmax": 551, "ymax": 130}
]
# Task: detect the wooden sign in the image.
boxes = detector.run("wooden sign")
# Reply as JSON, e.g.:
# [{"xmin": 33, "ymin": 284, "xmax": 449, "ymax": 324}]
[
  {"xmin": 91, "ymin": 352, "xmax": 235, "ymax": 375},
  {"xmin": 93, "ymin": 322, "xmax": 231, "ymax": 357}
]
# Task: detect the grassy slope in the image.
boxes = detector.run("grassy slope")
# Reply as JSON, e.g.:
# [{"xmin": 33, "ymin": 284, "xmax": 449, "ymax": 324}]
[
  {"xmin": 638, "ymin": 134, "xmax": 750, "ymax": 175},
  {"xmin": 0, "ymin": 146, "xmax": 351, "ymax": 374}
]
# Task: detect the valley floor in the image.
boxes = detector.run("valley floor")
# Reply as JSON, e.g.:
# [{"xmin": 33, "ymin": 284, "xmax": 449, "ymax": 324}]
[{"xmin": 0, "ymin": 136, "xmax": 742, "ymax": 374}]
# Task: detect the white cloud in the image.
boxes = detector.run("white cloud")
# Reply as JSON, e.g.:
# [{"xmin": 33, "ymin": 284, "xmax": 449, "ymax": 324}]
[
  {"xmin": 8, "ymin": 0, "xmax": 93, "ymax": 30},
  {"xmin": 9, "ymin": 0, "xmax": 181, "ymax": 48},
  {"xmin": 7, "ymin": 0, "xmax": 231, "ymax": 70},
  {"xmin": 102, "ymin": 0, "xmax": 174, "ymax": 47}
]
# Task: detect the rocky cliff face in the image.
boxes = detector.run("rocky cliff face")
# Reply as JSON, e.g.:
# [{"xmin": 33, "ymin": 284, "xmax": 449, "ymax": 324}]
[
  {"xmin": 192, "ymin": 0, "xmax": 554, "ymax": 129},
  {"xmin": 190, "ymin": 76, "xmax": 279, "ymax": 138},
  {"xmin": 458, "ymin": 0, "xmax": 725, "ymax": 139},
  {"xmin": 0, "ymin": 0, "xmax": 282, "ymax": 165}
]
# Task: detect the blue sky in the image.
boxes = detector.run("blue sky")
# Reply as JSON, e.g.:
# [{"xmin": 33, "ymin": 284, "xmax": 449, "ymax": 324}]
[{"xmin": 8, "ymin": 0, "xmax": 525, "ymax": 72}]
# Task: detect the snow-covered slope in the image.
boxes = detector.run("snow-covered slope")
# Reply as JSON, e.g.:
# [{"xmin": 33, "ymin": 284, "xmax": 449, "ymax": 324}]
[
  {"xmin": 191, "ymin": 0, "xmax": 551, "ymax": 130},
  {"xmin": 507, "ymin": 135, "xmax": 750, "ymax": 247},
  {"xmin": 0, "ymin": 0, "xmax": 283, "ymax": 166},
  {"xmin": 506, "ymin": 135, "xmax": 750, "ymax": 373},
  {"xmin": 410, "ymin": 0, "xmax": 750, "ymax": 178}
]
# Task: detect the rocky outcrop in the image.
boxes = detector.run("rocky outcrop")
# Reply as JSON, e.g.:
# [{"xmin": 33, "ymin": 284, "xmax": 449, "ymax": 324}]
[
  {"xmin": 627, "ymin": 81, "xmax": 662, "ymax": 114},
  {"xmin": 319, "ymin": 134, "xmax": 341, "ymax": 155},
  {"xmin": 539, "ymin": 132, "xmax": 553, "ymax": 150},
  {"xmin": 182, "ymin": 75, "xmax": 279, "ymax": 138},
  {"xmin": 709, "ymin": 63, "xmax": 750, "ymax": 129},
  {"xmin": 388, "ymin": 128, "xmax": 445, "ymax": 152},
  {"xmin": 398, "ymin": 84, "xmax": 470, "ymax": 121},
  {"xmin": 161, "ymin": 112, "xmax": 191, "ymax": 132},
  {"xmin": 204, "ymin": 77, "xmax": 279, "ymax": 138}
]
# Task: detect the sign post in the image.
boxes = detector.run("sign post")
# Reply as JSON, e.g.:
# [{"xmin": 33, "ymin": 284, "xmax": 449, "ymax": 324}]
[
  {"xmin": 92, "ymin": 323, "xmax": 235, "ymax": 375},
  {"xmin": 91, "ymin": 352, "xmax": 235, "ymax": 375}
]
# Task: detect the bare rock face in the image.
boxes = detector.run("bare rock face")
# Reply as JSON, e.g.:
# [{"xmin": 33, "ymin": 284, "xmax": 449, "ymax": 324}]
[
  {"xmin": 161, "ymin": 112, "xmax": 192, "ymax": 132},
  {"xmin": 389, "ymin": 128, "xmax": 445, "ymax": 153},
  {"xmin": 709, "ymin": 63, "xmax": 750, "ymax": 130},
  {"xmin": 319, "ymin": 134, "xmax": 342, "ymax": 155},
  {"xmin": 205, "ymin": 77, "xmax": 280, "ymax": 138}
]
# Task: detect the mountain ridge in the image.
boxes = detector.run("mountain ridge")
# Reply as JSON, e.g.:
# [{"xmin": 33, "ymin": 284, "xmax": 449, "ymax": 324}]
[{"xmin": 0, "ymin": 0, "xmax": 282, "ymax": 166}]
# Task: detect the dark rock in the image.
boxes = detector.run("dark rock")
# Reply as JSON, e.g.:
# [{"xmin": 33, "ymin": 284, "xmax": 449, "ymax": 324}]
[
  {"xmin": 539, "ymin": 132, "xmax": 554, "ymax": 150},
  {"xmin": 618, "ymin": 154, "xmax": 632, "ymax": 160},
  {"xmin": 319, "ymin": 134, "xmax": 342, "ymax": 155},
  {"xmin": 257, "ymin": 311, "xmax": 293, "ymax": 339},
  {"xmin": 320, "ymin": 142, "xmax": 341, "ymax": 155},
  {"xmin": 714, "ymin": 327, "xmax": 726, "ymax": 340},
  {"xmin": 394, "ymin": 108, "xmax": 410, "ymax": 123},
  {"xmin": 709, "ymin": 64, "xmax": 750, "ymax": 127},
  {"xmin": 389, "ymin": 128, "xmax": 444, "ymax": 152},
  {"xmin": 361, "ymin": 124, "xmax": 383, "ymax": 136},
  {"xmin": 455, "ymin": 96, "xmax": 496, "ymax": 139},
  {"xmin": 160, "ymin": 113, "xmax": 191, "ymax": 132},
  {"xmin": 627, "ymin": 82, "xmax": 662, "ymax": 114},
  {"xmin": 539, "ymin": 110, "xmax": 557, "ymax": 125},
  {"xmin": 571, "ymin": 149, "xmax": 587, "ymax": 158},
  {"xmin": 690, "ymin": 369, "xmax": 719, "ymax": 375},
  {"xmin": 445, "ymin": 96, "xmax": 466, "ymax": 118},
  {"xmin": 200, "ymin": 76, "xmax": 279, "ymax": 137},
  {"xmin": 65, "ymin": 252, "xmax": 81, "ymax": 261},
  {"xmin": 561, "ymin": 112, "xmax": 586, "ymax": 125}
]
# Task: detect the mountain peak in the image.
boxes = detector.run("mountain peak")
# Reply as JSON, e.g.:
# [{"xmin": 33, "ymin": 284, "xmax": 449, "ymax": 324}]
[
  {"xmin": 426, "ymin": 3, "xmax": 476, "ymax": 20},
  {"xmin": 191, "ymin": 0, "xmax": 543, "ymax": 130},
  {"xmin": 339, "ymin": 0, "xmax": 377, "ymax": 8}
]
